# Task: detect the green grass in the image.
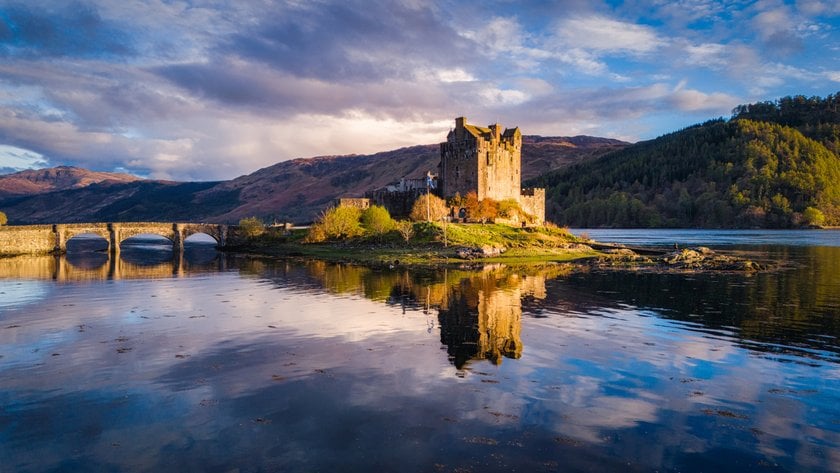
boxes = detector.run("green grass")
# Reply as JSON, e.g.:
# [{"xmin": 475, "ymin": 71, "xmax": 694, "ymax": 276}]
[{"xmin": 227, "ymin": 222, "xmax": 595, "ymax": 266}]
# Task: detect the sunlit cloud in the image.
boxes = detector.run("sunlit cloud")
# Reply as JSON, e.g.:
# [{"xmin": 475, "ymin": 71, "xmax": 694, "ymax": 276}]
[{"xmin": 554, "ymin": 16, "xmax": 666, "ymax": 55}]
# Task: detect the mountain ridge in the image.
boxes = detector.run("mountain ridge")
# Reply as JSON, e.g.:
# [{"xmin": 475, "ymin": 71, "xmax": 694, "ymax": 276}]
[
  {"xmin": 0, "ymin": 135, "xmax": 628, "ymax": 224},
  {"xmin": 0, "ymin": 165, "xmax": 143, "ymax": 198}
]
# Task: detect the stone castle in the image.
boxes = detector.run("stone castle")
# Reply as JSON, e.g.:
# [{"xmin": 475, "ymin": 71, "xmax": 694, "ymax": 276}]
[
  {"xmin": 438, "ymin": 117, "xmax": 544, "ymax": 224},
  {"xmin": 364, "ymin": 116, "xmax": 545, "ymax": 224}
]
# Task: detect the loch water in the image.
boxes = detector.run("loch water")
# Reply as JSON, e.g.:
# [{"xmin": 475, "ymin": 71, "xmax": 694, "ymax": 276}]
[{"xmin": 1, "ymin": 231, "xmax": 839, "ymax": 472}]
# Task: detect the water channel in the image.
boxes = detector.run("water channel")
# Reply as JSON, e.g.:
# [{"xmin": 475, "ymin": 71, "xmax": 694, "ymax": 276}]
[{"xmin": 1, "ymin": 231, "xmax": 839, "ymax": 472}]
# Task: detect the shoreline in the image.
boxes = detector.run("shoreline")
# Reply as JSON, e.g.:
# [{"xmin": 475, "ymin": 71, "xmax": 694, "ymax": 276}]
[{"xmin": 223, "ymin": 235, "xmax": 765, "ymax": 273}]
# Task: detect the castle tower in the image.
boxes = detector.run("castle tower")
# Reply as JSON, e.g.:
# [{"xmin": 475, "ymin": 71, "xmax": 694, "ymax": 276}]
[{"xmin": 438, "ymin": 116, "xmax": 522, "ymax": 201}]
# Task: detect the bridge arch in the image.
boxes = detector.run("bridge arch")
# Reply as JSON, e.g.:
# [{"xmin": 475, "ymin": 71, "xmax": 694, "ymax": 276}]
[
  {"xmin": 183, "ymin": 224, "xmax": 226, "ymax": 246},
  {"xmin": 63, "ymin": 227, "xmax": 110, "ymax": 242},
  {"xmin": 0, "ymin": 222, "xmax": 230, "ymax": 256},
  {"xmin": 117, "ymin": 228, "xmax": 176, "ymax": 245},
  {"xmin": 64, "ymin": 232, "xmax": 111, "ymax": 253}
]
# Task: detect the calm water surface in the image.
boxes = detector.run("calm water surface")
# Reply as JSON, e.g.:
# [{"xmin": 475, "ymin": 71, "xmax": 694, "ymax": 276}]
[{"xmin": 1, "ymin": 232, "xmax": 839, "ymax": 472}]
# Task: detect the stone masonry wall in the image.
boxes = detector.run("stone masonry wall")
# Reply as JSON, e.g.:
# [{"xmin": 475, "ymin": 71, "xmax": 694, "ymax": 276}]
[
  {"xmin": 438, "ymin": 117, "xmax": 522, "ymax": 202},
  {"xmin": 0, "ymin": 225, "xmax": 56, "ymax": 256},
  {"xmin": 520, "ymin": 188, "xmax": 546, "ymax": 225}
]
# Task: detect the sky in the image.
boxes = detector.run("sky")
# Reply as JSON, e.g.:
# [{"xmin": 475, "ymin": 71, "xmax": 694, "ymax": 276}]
[{"xmin": 0, "ymin": 0, "xmax": 838, "ymax": 181}]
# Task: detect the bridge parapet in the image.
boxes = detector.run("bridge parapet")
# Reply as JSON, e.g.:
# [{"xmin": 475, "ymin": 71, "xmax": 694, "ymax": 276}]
[{"xmin": 0, "ymin": 222, "xmax": 230, "ymax": 256}]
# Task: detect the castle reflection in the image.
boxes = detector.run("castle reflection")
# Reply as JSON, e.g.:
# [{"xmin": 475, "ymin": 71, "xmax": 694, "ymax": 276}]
[{"xmin": 276, "ymin": 261, "xmax": 569, "ymax": 368}]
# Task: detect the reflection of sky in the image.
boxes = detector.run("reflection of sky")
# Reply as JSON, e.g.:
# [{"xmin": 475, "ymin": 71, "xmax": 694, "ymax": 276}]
[
  {"xmin": 1, "ymin": 260, "xmax": 838, "ymax": 472},
  {"xmin": 0, "ymin": 280, "xmax": 50, "ymax": 309},
  {"xmin": 572, "ymin": 228, "xmax": 840, "ymax": 247}
]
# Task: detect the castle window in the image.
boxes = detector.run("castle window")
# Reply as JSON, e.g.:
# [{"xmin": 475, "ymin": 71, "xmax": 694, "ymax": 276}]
[{"xmin": 455, "ymin": 166, "xmax": 460, "ymax": 179}]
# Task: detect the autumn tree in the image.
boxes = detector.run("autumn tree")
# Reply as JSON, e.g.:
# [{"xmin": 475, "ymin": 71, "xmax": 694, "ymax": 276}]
[
  {"xmin": 463, "ymin": 191, "xmax": 479, "ymax": 219},
  {"xmin": 409, "ymin": 193, "xmax": 448, "ymax": 222},
  {"xmin": 238, "ymin": 217, "xmax": 265, "ymax": 238},
  {"xmin": 476, "ymin": 197, "xmax": 499, "ymax": 223},
  {"xmin": 395, "ymin": 220, "xmax": 415, "ymax": 242},
  {"xmin": 448, "ymin": 192, "xmax": 464, "ymax": 208},
  {"xmin": 361, "ymin": 205, "xmax": 394, "ymax": 240},
  {"xmin": 0, "ymin": 211, "xmax": 6, "ymax": 225},
  {"xmin": 306, "ymin": 205, "xmax": 363, "ymax": 242}
]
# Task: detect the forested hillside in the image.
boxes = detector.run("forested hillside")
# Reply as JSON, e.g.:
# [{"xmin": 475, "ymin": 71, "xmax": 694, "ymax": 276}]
[{"xmin": 532, "ymin": 94, "xmax": 840, "ymax": 228}]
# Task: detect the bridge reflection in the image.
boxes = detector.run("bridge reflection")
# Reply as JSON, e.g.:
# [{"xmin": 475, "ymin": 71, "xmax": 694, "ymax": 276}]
[{"xmin": 0, "ymin": 250, "xmax": 229, "ymax": 281}]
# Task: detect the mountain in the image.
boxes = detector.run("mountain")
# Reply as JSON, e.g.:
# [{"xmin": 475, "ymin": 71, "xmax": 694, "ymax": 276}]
[
  {"xmin": 0, "ymin": 135, "xmax": 627, "ymax": 224},
  {"xmin": 531, "ymin": 93, "xmax": 840, "ymax": 228},
  {"xmin": 0, "ymin": 166, "xmax": 141, "ymax": 198}
]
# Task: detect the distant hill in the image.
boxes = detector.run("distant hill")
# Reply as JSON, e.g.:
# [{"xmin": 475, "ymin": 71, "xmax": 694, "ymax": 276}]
[
  {"xmin": 0, "ymin": 166, "xmax": 141, "ymax": 198},
  {"xmin": 530, "ymin": 93, "xmax": 840, "ymax": 228},
  {"xmin": 0, "ymin": 135, "xmax": 626, "ymax": 224}
]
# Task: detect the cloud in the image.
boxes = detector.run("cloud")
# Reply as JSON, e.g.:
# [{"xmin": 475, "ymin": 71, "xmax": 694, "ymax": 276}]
[
  {"xmin": 796, "ymin": 0, "xmax": 840, "ymax": 16},
  {"xmin": 220, "ymin": 0, "xmax": 474, "ymax": 82},
  {"xmin": 554, "ymin": 15, "xmax": 666, "ymax": 55},
  {"xmin": 751, "ymin": 4, "xmax": 806, "ymax": 56},
  {"xmin": 683, "ymin": 43, "xmax": 729, "ymax": 67},
  {"xmin": 669, "ymin": 82, "xmax": 741, "ymax": 112},
  {"xmin": 0, "ymin": 144, "xmax": 49, "ymax": 173},
  {"xmin": 0, "ymin": 0, "xmax": 837, "ymax": 180},
  {"xmin": 0, "ymin": 2, "xmax": 135, "ymax": 58}
]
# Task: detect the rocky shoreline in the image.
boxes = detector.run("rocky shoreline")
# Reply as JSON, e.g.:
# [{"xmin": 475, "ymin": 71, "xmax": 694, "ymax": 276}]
[{"xmin": 587, "ymin": 246, "xmax": 765, "ymax": 272}]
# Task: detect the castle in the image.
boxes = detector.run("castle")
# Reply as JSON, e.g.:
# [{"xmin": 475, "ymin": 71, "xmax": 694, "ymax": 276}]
[
  {"xmin": 438, "ymin": 117, "xmax": 544, "ymax": 224},
  {"xmin": 365, "ymin": 116, "xmax": 545, "ymax": 225}
]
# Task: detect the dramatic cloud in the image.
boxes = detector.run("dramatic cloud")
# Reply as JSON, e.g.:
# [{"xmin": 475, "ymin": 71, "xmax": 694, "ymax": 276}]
[{"xmin": 0, "ymin": 0, "xmax": 838, "ymax": 180}]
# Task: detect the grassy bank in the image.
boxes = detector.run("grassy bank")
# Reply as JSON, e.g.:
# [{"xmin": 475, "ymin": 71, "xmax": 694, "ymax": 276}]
[{"xmin": 226, "ymin": 222, "xmax": 599, "ymax": 266}]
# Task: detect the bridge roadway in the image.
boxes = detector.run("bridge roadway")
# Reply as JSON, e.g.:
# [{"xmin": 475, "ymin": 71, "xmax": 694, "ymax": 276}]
[{"xmin": 0, "ymin": 222, "xmax": 230, "ymax": 256}]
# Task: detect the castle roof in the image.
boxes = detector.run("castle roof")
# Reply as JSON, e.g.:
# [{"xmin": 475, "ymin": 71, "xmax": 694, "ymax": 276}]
[{"xmin": 463, "ymin": 123, "xmax": 492, "ymax": 137}]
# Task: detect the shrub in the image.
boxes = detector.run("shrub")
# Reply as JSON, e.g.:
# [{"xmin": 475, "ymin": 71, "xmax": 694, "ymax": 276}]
[
  {"xmin": 477, "ymin": 198, "xmax": 499, "ymax": 223},
  {"xmin": 395, "ymin": 220, "xmax": 415, "ymax": 242},
  {"xmin": 463, "ymin": 191, "xmax": 479, "ymax": 218},
  {"xmin": 0, "ymin": 211, "xmax": 6, "ymax": 225},
  {"xmin": 306, "ymin": 205, "xmax": 363, "ymax": 242},
  {"xmin": 409, "ymin": 193, "xmax": 448, "ymax": 222},
  {"xmin": 238, "ymin": 217, "xmax": 265, "ymax": 238},
  {"xmin": 497, "ymin": 199, "xmax": 521, "ymax": 218},
  {"xmin": 361, "ymin": 205, "xmax": 394, "ymax": 238},
  {"xmin": 802, "ymin": 206, "xmax": 826, "ymax": 227}
]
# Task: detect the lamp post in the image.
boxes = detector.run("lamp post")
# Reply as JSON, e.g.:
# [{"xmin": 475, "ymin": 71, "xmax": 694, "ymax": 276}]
[{"xmin": 443, "ymin": 215, "xmax": 450, "ymax": 247}]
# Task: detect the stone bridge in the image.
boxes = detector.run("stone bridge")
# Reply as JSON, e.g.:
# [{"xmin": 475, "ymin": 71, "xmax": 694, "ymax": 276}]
[{"xmin": 0, "ymin": 222, "xmax": 230, "ymax": 256}]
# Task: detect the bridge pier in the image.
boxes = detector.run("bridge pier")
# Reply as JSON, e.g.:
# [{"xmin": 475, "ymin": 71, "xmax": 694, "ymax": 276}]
[
  {"xmin": 53, "ymin": 224, "xmax": 67, "ymax": 254},
  {"xmin": 108, "ymin": 223, "xmax": 119, "ymax": 255},
  {"xmin": 173, "ymin": 223, "xmax": 185, "ymax": 254}
]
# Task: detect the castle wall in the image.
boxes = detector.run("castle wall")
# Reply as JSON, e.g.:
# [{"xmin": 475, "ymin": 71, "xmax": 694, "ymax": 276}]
[
  {"xmin": 520, "ymin": 188, "xmax": 546, "ymax": 225},
  {"xmin": 365, "ymin": 189, "xmax": 424, "ymax": 218},
  {"xmin": 479, "ymin": 131, "xmax": 521, "ymax": 201},
  {"xmin": 335, "ymin": 198, "xmax": 371, "ymax": 210},
  {"xmin": 439, "ymin": 134, "xmax": 479, "ymax": 199}
]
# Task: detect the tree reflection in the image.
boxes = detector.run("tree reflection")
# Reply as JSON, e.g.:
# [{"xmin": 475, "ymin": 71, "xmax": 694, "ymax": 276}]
[{"xmin": 556, "ymin": 246, "xmax": 840, "ymax": 361}]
